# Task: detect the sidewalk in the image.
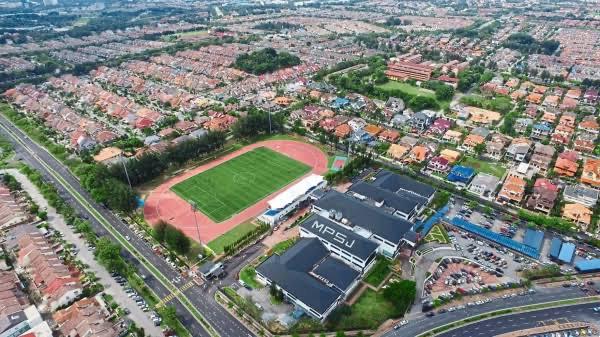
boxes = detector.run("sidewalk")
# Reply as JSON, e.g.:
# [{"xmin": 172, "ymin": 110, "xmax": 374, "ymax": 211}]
[{"xmin": 4, "ymin": 169, "xmax": 163, "ymax": 337}]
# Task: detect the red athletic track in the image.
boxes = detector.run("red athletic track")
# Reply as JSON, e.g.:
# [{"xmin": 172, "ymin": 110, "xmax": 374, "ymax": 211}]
[{"xmin": 143, "ymin": 140, "xmax": 328, "ymax": 244}]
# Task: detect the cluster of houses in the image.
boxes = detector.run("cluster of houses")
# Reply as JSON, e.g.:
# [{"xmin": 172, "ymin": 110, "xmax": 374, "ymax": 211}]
[
  {"xmin": 50, "ymin": 39, "xmax": 172, "ymax": 66},
  {"xmin": 3, "ymin": 84, "xmax": 120, "ymax": 151},
  {"xmin": 0, "ymin": 183, "xmax": 120, "ymax": 337}
]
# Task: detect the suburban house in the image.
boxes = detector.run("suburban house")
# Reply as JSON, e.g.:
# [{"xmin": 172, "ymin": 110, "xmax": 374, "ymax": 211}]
[
  {"xmin": 505, "ymin": 138, "xmax": 531, "ymax": 162},
  {"xmin": 562, "ymin": 203, "xmax": 592, "ymax": 230},
  {"xmin": 525, "ymin": 179, "xmax": 559, "ymax": 214},
  {"xmin": 554, "ymin": 151, "xmax": 579, "ymax": 177},
  {"xmin": 442, "ymin": 130, "xmax": 463, "ymax": 144},
  {"xmin": 459, "ymin": 134, "xmax": 485, "ymax": 153},
  {"xmin": 427, "ymin": 156, "xmax": 450, "ymax": 175},
  {"xmin": 529, "ymin": 143, "xmax": 555, "ymax": 175},
  {"xmin": 53, "ymin": 297, "xmax": 120, "ymax": 337},
  {"xmin": 531, "ymin": 122, "xmax": 553, "ymax": 139},
  {"xmin": 387, "ymin": 144, "xmax": 409, "ymax": 161},
  {"xmin": 563, "ymin": 184, "xmax": 599, "ymax": 207},
  {"xmin": 447, "ymin": 165, "xmax": 476, "ymax": 187},
  {"xmin": 574, "ymin": 133, "xmax": 596, "ymax": 153},
  {"xmin": 409, "ymin": 112, "xmax": 433, "ymax": 131},
  {"xmin": 439, "ymin": 149, "xmax": 461, "ymax": 164},
  {"xmin": 468, "ymin": 173, "xmax": 500, "ymax": 199},
  {"xmin": 404, "ymin": 145, "xmax": 429, "ymax": 163},
  {"xmin": 581, "ymin": 159, "xmax": 600, "ymax": 188},
  {"xmin": 496, "ymin": 175, "xmax": 527, "ymax": 205}
]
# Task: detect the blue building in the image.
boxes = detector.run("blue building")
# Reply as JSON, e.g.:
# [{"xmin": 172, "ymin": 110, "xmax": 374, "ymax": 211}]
[
  {"xmin": 330, "ymin": 97, "xmax": 350, "ymax": 110},
  {"xmin": 447, "ymin": 165, "xmax": 476, "ymax": 186},
  {"xmin": 575, "ymin": 259, "xmax": 600, "ymax": 273},
  {"xmin": 548, "ymin": 237, "xmax": 562, "ymax": 260},
  {"xmin": 558, "ymin": 242, "xmax": 576, "ymax": 264},
  {"xmin": 522, "ymin": 229, "xmax": 545, "ymax": 252}
]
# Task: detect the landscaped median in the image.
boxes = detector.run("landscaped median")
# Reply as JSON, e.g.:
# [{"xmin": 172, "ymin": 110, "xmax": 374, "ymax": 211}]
[
  {"xmin": 0, "ymin": 119, "xmax": 219, "ymax": 337},
  {"xmin": 417, "ymin": 296, "xmax": 600, "ymax": 337}
]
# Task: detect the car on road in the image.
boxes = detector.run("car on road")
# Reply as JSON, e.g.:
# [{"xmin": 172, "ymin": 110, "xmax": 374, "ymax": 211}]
[
  {"xmin": 593, "ymin": 306, "xmax": 600, "ymax": 312},
  {"xmin": 425, "ymin": 311, "xmax": 435, "ymax": 317}
]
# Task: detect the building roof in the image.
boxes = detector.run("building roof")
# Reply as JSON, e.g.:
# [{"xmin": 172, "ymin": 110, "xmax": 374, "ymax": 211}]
[
  {"xmin": 349, "ymin": 181, "xmax": 426, "ymax": 215},
  {"xmin": 92, "ymin": 147, "xmax": 122, "ymax": 163},
  {"xmin": 522, "ymin": 229, "xmax": 544, "ymax": 251},
  {"xmin": 558, "ymin": 242, "xmax": 576, "ymax": 263},
  {"xmin": 256, "ymin": 238, "xmax": 345, "ymax": 315},
  {"xmin": 372, "ymin": 170, "xmax": 436, "ymax": 199},
  {"xmin": 299, "ymin": 214, "xmax": 378, "ymax": 260},
  {"xmin": 268, "ymin": 174, "xmax": 324, "ymax": 210},
  {"xmin": 549, "ymin": 237, "xmax": 562, "ymax": 259},
  {"xmin": 575, "ymin": 259, "xmax": 600, "ymax": 273},
  {"xmin": 312, "ymin": 256, "xmax": 360, "ymax": 292},
  {"xmin": 469, "ymin": 173, "xmax": 500, "ymax": 190},
  {"xmin": 314, "ymin": 191, "xmax": 414, "ymax": 244}
]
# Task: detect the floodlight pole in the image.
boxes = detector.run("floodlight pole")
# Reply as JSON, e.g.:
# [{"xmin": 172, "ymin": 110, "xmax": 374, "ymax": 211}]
[
  {"xmin": 190, "ymin": 202, "xmax": 201, "ymax": 243},
  {"xmin": 120, "ymin": 153, "xmax": 132, "ymax": 189}
]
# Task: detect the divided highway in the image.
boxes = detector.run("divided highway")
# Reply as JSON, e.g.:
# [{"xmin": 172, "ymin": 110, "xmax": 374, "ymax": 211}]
[{"xmin": 0, "ymin": 113, "xmax": 253, "ymax": 337}]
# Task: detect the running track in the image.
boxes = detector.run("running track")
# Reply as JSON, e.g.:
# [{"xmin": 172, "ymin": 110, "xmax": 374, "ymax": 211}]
[{"xmin": 143, "ymin": 140, "xmax": 328, "ymax": 243}]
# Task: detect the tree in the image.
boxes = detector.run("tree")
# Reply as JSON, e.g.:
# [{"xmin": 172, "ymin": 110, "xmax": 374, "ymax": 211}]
[
  {"xmin": 95, "ymin": 238, "xmax": 127, "ymax": 274},
  {"xmin": 408, "ymin": 96, "xmax": 439, "ymax": 111},
  {"xmin": 435, "ymin": 85, "xmax": 455, "ymax": 101},
  {"xmin": 382, "ymin": 280, "xmax": 416, "ymax": 314},
  {"xmin": 233, "ymin": 48, "xmax": 301, "ymax": 75}
]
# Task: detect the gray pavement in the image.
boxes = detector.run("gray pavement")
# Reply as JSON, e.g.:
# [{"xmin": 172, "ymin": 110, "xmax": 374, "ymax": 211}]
[
  {"xmin": 438, "ymin": 301, "xmax": 600, "ymax": 337},
  {"xmin": 385, "ymin": 286, "xmax": 593, "ymax": 337}
]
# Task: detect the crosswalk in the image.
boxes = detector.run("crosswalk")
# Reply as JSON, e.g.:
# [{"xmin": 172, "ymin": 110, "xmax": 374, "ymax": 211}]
[{"xmin": 156, "ymin": 281, "xmax": 195, "ymax": 308}]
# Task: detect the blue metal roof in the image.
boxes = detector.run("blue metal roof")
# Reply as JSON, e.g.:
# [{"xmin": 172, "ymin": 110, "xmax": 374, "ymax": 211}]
[
  {"xmin": 449, "ymin": 217, "xmax": 540, "ymax": 259},
  {"xmin": 417, "ymin": 204, "xmax": 450, "ymax": 235},
  {"xmin": 575, "ymin": 259, "xmax": 600, "ymax": 273},
  {"xmin": 522, "ymin": 229, "xmax": 544, "ymax": 251},
  {"xmin": 549, "ymin": 237, "xmax": 562, "ymax": 259},
  {"xmin": 447, "ymin": 166, "xmax": 475, "ymax": 184},
  {"xmin": 558, "ymin": 242, "xmax": 576, "ymax": 263}
]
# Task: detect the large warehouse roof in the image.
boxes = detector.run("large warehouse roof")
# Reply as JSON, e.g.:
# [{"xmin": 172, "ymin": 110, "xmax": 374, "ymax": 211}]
[
  {"xmin": 575, "ymin": 259, "xmax": 600, "ymax": 273},
  {"xmin": 268, "ymin": 174, "xmax": 324, "ymax": 210}
]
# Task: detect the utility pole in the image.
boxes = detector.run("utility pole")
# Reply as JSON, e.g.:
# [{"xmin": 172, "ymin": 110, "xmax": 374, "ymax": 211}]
[
  {"xmin": 267, "ymin": 108, "xmax": 272, "ymax": 134},
  {"xmin": 190, "ymin": 202, "xmax": 201, "ymax": 243},
  {"xmin": 120, "ymin": 153, "xmax": 132, "ymax": 189}
]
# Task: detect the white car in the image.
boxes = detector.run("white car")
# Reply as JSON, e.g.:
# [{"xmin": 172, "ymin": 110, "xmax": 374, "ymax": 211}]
[{"xmin": 399, "ymin": 320, "xmax": 408, "ymax": 326}]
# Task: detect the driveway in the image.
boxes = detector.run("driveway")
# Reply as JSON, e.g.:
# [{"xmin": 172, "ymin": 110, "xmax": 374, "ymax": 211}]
[{"xmin": 4, "ymin": 169, "xmax": 163, "ymax": 337}]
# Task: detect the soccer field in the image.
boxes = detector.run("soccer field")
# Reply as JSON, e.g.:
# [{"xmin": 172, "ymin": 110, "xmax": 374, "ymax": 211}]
[{"xmin": 171, "ymin": 147, "xmax": 310, "ymax": 222}]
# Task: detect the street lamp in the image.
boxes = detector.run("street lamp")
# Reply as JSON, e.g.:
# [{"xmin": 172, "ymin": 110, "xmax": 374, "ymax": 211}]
[{"xmin": 190, "ymin": 201, "xmax": 201, "ymax": 243}]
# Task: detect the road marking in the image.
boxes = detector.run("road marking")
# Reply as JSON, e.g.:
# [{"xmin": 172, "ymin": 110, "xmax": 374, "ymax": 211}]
[{"xmin": 157, "ymin": 281, "xmax": 195, "ymax": 308}]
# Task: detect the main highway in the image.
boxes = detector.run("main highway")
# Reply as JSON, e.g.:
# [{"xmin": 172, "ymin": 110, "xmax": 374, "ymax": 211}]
[
  {"xmin": 438, "ymin": 301, "xmax": 600, "ymax": 337},
  {"xmin": 0, "ymin": 113, "xmax": 254, "ymax": 337}
]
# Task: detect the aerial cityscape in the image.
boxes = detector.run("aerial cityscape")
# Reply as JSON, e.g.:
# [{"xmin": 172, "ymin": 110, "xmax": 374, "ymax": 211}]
[{"xmin": 1, "ymin": 0, "xmax": 600, "ymax": 337}]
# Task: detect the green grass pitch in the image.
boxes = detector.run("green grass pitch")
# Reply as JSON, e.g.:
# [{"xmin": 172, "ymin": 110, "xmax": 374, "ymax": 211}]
[{"xmin": 171, "ymin": 147, "xmax": 310, "ymax": 222}]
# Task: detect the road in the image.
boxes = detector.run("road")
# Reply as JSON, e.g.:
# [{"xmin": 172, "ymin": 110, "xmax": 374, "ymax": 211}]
[
  {"xmin": 0, "ymin": 113, "xmax": 254, "ymax": 337},
  {"xmin": 438, "ymin": 301, "xmax": 600, "ymax": 337},
  {"xmin": 384, "ymin": 286, "xmax": 594, "ymax": 337}
]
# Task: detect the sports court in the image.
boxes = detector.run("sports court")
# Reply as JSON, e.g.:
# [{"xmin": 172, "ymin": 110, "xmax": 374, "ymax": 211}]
[
  {"xmin": 143, "ymin": 140, "xmax": 329, "ymax": 243},
  {"xmin": 171, "ymin": 147, "xmax": 310, "ymax": 222},
  {"xmin": 330, "ymin": 155, "xmax": 348, "ymax": 172}
]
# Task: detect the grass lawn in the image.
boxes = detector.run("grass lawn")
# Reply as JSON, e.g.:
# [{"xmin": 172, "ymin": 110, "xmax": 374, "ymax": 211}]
[
  {"xmin": 461, "ymin": 156, "xmax": 506, "ymax": 178},
  {"xmin": 207, "ymin": 222, "xmax": 258, "ymax": 254},
  {"xmin": 171, "ymin": 147, "xmax": 310, "ymax": 222},
  {"xmin": 376, "ymin": 81, "xmax": 436, "ymax": 98},
  {"xmin": 331, "ymin": 289, "xmax": 400, "ymax": 330},
  {"xmin": 271, "ymin": 238, "xmax": 297, "ymax": 255},
  {"xmin": 364, "ymin": 257, "xmax": 392, "ymax": 287},
  {"xmin": 239, "ymin": 265, "xmax": 262, "ymax": 289},
  {"xmin": 424, "ymin": 225, "xmax": 450, "ymax": 244}
]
